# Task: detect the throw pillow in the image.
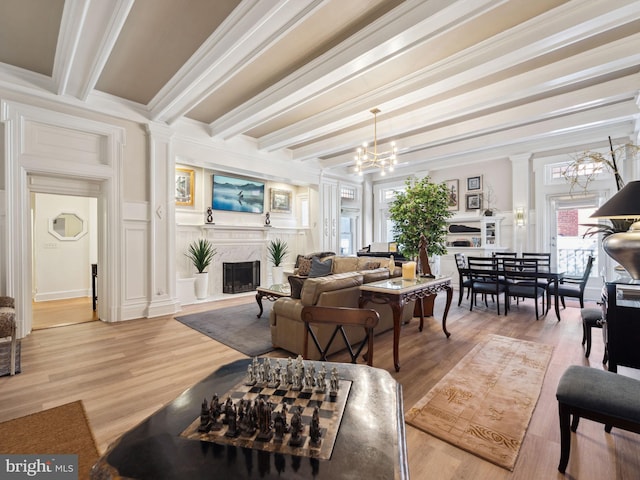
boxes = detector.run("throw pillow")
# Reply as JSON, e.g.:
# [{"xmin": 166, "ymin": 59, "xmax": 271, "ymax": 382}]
[
  {"xmin": 288, "ymin": 276, "xmax": 306, "ymax": 299},
  {"xmin": 297, "ymin": 257, "xmax": 312, "ymax": 276},
  {"xmin": 309, "ymin": 256, "xmax": 333, "ymax": 277},
  {"xmin": 363, "ymin": 261, "xmax": 381, "ymax": 270}
]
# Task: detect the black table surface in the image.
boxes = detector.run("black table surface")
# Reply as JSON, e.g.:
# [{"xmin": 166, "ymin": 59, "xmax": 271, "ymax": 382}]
[{"xmin": 92, "ymin": 358, "xmax": 408, "ymax": 480}]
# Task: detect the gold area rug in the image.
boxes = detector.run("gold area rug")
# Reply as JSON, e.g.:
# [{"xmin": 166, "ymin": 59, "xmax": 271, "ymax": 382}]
[
  {"xmin": 405, "ymin": 334, "xmax": 553, "ymax": 471},
  {"xmin": 0, "ymin": 400, "xmax": 100, "ymax": 479}
]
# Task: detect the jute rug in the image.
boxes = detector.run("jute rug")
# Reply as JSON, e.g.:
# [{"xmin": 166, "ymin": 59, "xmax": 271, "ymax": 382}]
[
  {"xmin": 405, "ymin": 334, "xmax": 553, "ymax": 471},
  {"xmin": 0, "ymin": 400, "xmax": 100, "ymax": 479},
  {"xmin": 175, "ymin": 301, "xmax": 275, "ymax": 356}
]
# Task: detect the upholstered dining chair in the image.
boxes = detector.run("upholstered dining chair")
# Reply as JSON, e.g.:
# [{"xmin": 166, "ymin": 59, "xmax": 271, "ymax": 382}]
[
  {"xmin": 557, "ymin": 255, "xmax": 595, "ymax": 308},
  {"xmin": 300, "ymin": 306, "xmax": 380, "ymax": 366},
  {"xmin": 502, "ymin": 258, "xmax": 547, "ymax": 320},
  {"xmin": 467, "ymin": 256, "xmax": 508, "ymax": 315},
  {"xmin": 0, "ymin": 296, "xmax": 17, "ymax": 376},
  {"xmin": 454, "ymin": 253, "xmax": 472, "ymax": 306}
]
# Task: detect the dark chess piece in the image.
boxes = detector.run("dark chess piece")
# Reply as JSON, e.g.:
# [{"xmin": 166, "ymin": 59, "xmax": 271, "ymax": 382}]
[
  {"xmin": 288, "ymin": 406, "xmax": 304, "ymax": 447},
  {"xmin": 309, "ymin": 406, "xmax": 322, "ymax": 447},
  {"xmin": 198, "ymin": 398, "xmax": 211, "ymax": 432},
  {"xmin": 206, "ymin": 207, "xmax": 213, "ymax": 224},
  {"xmin": 255, "ymin": 398, "xmax": 273, "ymax": 442},
  {"xmin": 209, "ymin": 394, "xmax": 222, "ymax": 431},
  {"xmin": 273, "ymin": 411, "xmax": 285, "ymax": 442},
  {"xmin": 281, "ymin": 404, "xmax": 290, "ymax": 432},
  {"xmin": 225, "ymin": 404, "xmax": 238, "ymax": 438},
  {"xmin": 222, "ymin": 396, "xmax": 233, "ymax": 424}
]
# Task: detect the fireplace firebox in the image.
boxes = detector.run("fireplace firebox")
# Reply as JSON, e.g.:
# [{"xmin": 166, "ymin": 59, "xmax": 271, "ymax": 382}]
[{"xmin": 223, "ymin": 261, "xmax": 260, "ymax": 294}]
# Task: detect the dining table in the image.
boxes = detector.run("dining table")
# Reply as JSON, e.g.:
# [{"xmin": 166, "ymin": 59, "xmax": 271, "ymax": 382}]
[{"xmin": 461, "ymin": 262, "xmax": 565, "ymax": 321}]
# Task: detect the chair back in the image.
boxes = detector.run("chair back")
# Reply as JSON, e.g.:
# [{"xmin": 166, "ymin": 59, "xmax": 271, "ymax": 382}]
[
  {"xmin": 301, "ymin": 306, "xmax": 380, "ymax": 366},
  {"xmin": 579, "ymin": 255, "xmax": 595, "ymax": 285},
  {"xmin": 522, "ymin": 252, "xmax": 551, "ymax": 269},
  {"xmin": 467, "ymin": 256, "xmax": 500, "ymax": 282},
  {"xmin": 454, "ymin": 253, "xmax": 467, "ymax": 271},
  {"xmin": 502, "ymin": 257, "xmax": 540, "ymax": 282},
  {"xmin": 492, "ymin": 251, "xmax": 517, "ymax": 268}
]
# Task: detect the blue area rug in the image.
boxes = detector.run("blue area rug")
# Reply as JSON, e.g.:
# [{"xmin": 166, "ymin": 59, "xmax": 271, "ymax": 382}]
[{"xmin": 175, "ymin": 301, "xmax": 274, "ymax": 357}]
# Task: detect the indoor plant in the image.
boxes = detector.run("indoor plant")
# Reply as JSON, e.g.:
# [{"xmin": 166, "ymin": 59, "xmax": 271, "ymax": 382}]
[
  {"xmin": 185, "ymin": 238, "xmax": 217, "ymax": 299},
  {"xmin": 267, "ymin": 238, "xmax": 289, "ymax": 284},
  {"xmin": 388, "ymin": 176, "xmax": 453, "ymax": 273}
]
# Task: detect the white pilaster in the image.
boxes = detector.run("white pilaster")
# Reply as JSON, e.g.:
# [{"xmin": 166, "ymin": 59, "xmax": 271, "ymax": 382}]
[{"xmin": 510, "ymin": 153, "xmax": 532, "ymax": 254}]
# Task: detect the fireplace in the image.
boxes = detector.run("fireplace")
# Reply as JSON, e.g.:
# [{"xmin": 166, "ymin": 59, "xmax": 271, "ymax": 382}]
[{"xmin": 223, "ymin": 261, "xmax": 260, "ymax": 294}]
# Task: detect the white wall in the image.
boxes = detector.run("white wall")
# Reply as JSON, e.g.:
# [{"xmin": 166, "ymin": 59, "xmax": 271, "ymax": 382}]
[{"xmin": 33, "ymin": 193, "xmax": 96, "ymax": 301}]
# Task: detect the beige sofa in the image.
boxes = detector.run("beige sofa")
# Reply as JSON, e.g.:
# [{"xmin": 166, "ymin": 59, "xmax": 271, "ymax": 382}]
[{"xmin": 269, "ymin": 255, "xmax": 415, "ymax": 359}]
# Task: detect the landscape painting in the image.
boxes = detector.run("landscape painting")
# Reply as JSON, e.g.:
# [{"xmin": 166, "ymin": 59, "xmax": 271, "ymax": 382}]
[{"xmin": 212, "ymin": 174, "xmax": 265, "ymax": 213}]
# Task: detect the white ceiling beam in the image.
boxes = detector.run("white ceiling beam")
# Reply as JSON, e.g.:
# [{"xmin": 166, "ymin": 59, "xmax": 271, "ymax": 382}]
[
  {"xmin": 261, "ymin": 0, "xmax": 640, "ymax": 153},
  {"xmin": 149, "ymin": 0, "xmax": 327, "ymax": 124},
  {"xmin": 53, "ymin": 0, "xmax": 134, "ymax": 101},
  {"xmin": 208, "ymin": 0, "xmax": 506, "ymax": 139}
]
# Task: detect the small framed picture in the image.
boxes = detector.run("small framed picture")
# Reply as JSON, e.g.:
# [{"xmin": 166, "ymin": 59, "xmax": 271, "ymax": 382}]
[
  {"xmin": 270, "ymin": 189, "xmax": 292, "ymax": 213},
  {"xmin": 388, "ymin": 242, "xmax": 398, "ymax": 253},
  {"xmin": 467, "ymin": 175, "xmax": 482, "ymax": 191},
  {"xmin": 466, "ymin": 193, "xmax": 483, "ymax": 211},
  {"xmin": 175, "ymin": 168, "xmax": 195, "ymax": 206},
  {"xmin": 444, "ymin": 179, "xmax": 459, "ymax": 211}
]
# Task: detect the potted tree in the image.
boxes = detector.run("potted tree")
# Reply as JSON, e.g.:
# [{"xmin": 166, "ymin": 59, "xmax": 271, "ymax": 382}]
[
  {"xmin": 388, "ymin": 176, "xmax": 453, "ymax": 275},
  {"xmin": 267, "ymin": 238, "xmax": 289, "ymax": 284},
  {"xmin": 185, "ymin": 238, "xmax": 217, "ymax": 299}
]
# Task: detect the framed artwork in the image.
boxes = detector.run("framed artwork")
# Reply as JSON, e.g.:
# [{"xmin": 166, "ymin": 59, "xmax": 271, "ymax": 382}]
[
  {"xmin": 466, "ymin": 175, "xmax": 482, "ymax": 191},
  {"xmin": 388, "ymin": 242, "xmax": 398, "ymax": 253},
  {"xmin": 213, "ymin": 174, "xmax": 264, "ymax": 213},
  {"xmin": 444, "ymin": 179, "xmax": 459, "ymax": 211},
  {"xmin": 175, "ymin": 168, "xmax": 195, "ymax": 206},
  {"xmin": 466, "ymin": 193, "xmax": 483, "ymax": 211},
  {"xmin": 270, "ymin": 189, "xmax": 292, "ymax": 213}
]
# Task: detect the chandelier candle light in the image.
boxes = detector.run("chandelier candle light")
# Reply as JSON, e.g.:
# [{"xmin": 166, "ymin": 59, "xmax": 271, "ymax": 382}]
[{"xmin": 354, "ymin": 108, "xmax": 398, "ymax": 176}]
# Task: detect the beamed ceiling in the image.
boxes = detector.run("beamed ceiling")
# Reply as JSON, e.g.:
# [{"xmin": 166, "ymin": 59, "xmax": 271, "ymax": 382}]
[{"xmin": 1, "ymin": 0, "xmax": 639, "ymax": 178}]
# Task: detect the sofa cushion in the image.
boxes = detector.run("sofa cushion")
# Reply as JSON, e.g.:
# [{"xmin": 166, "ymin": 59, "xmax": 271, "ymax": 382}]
[
  {"xmin": 361, "ymin": 267, "xmax": 390, "ymax": 283},
  {"xmin": 301, "ymin": 271, "xmax": 363, "ymax": 306},
  {"xmin": 288, "ymin": 275, "xmax": 306, "ymax": 299},
  {"xmin": 309, "ymin": 256, "xmax": 333, "ymax": 277},
  {"xmin": 297, "ymin": 257, "xmax": 312, "ymax": 276},
  {"xmin": 332, "ymin": 256, "xmax": 359, "ymax": 274}
]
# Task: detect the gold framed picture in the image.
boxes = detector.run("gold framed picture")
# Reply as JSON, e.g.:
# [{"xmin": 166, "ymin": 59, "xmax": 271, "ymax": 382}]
[
  {"xmin": 175, "ymin": 168, "xmax": 195, "ymax": 206},
  {"xmin": 270, "ymin": 189, "xmax": 292, "ymax": 213}
]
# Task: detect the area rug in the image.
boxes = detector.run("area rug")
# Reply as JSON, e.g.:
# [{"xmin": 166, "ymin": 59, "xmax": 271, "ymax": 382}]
[
  {"xmin": 0, "ymin": 400, "xmax": 100, "ymax": 479},
  {"xmin": 175, "ymin": 301, "xmax": 275, "ymax": 356},
  {"xmin": 405, "ymin": 334, "xmax": 553, "ymax": 471}
]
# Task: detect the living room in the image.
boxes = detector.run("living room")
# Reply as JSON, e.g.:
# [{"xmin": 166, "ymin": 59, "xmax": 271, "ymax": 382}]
[{"xmin": 1, "ymin": 1, "xmax": 640, "ymax": 478}]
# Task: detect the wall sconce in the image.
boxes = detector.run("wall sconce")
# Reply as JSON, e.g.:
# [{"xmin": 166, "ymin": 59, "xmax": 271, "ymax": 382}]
[{"xmin": 515, "ymin": 207, "xmax": 525, "ymax": 227}]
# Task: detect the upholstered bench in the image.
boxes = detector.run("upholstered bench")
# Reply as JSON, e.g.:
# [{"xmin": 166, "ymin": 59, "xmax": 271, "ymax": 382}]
[{"xmin": 556, "ymin": 365, "xmax": 640, "ymax": 474}]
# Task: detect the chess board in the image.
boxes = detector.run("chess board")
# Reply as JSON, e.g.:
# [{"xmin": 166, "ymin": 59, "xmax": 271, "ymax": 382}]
[{"xmin": 181, "ymin": 378, "xmax": 352, "ymax": 460}]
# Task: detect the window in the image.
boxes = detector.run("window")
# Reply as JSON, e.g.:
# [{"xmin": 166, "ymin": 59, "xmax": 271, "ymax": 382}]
[{"xmin": 340, "ymin": 186, "xmax": 356, "ymax": 200}]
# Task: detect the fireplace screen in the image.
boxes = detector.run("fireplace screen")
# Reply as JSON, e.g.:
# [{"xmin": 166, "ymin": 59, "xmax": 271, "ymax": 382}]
[{"xmin": 223, "ymin": 261, "xmax": 260, "ymax": 294}]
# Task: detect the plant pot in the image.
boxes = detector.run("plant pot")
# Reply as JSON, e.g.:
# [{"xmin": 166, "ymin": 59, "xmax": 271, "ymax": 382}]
[
  {"xmin": 272, "ymin": 266, "xmax": 284, "ymax": 285},
  {"xmin": 194, "ymin": 272, "xmax": 209, "ymax": 300}
]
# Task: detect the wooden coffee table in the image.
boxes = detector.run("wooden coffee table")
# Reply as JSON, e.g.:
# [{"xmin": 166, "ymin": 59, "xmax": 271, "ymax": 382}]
[{"xmin": 255, "ymin": 283, "xmax": 290, "ymax": 318}]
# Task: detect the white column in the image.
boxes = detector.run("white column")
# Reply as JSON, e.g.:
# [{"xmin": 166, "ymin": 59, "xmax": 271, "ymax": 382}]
[
  {"xmin": 145, "ymin": 123, "xmax": 181, "ymax": 317},
  {"xmin": 510, "ymin": 154, "xmax": 532, "ymax": 254}
]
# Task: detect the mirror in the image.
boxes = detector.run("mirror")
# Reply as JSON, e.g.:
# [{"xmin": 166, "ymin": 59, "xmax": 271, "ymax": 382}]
[{"xmin": 49, "ymin": 213, "xmax": 87, "ymax": 241}]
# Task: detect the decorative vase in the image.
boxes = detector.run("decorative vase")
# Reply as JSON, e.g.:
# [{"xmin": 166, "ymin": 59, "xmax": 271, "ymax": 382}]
[
  {"xmin": 272, "ymin": 266, "xmax": 284, "ymax": 285},
  {"xmin": 194, "ymin": 272, "xmax": 209, "ymax": 299},
  {"xmin": 602, "ymin": 222, "xmax": 640, "ymax": 280}
]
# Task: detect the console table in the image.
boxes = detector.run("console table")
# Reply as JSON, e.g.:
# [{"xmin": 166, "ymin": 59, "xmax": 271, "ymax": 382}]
[
  {"xmin": 359, "ymin": 275, "xmax": 453, "ymax": 372},
  {"xmin": 91, "ymin": 358, "xmax": 408, "ymax": 479}
]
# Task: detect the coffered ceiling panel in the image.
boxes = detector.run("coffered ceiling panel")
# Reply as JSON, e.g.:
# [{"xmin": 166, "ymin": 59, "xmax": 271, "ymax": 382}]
[{"xmin": 0, "ymin": 0, "xmax": 638, "ymax": 178}]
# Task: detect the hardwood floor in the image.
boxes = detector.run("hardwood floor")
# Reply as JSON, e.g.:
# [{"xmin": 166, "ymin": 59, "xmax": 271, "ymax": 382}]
[
  {"xmin": 2, "ymin": 294, "xmax": 639, "ymax": 479},
  {"xmin": 32, "ymin": 297, "xmax": 98, "ymax": 330}
]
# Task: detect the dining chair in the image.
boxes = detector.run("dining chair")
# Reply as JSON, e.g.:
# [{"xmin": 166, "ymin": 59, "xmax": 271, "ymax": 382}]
[
  {"xmin": 301, "ymin": 306, "xmax": 380, "ymax": 366},
  {"xmin": 502, "ymin": 258, "xmax": 547, "ymax": 320},
  {"xmin": 454, "ymin": 253, "xmax": 472, "ymax": 306},
  {"xmin": 557, "ymin": 255, "xmax": 595, "ymax": 308},
  {"xmin": 467, "ymin": 256, "xmax": 507, "ymax": 315},
  {"xmin": 522, "ymin": 252, "xmax": 552, "ymax": 305}
]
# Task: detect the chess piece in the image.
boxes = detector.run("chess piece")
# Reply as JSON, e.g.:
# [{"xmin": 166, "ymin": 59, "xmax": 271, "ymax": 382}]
[
  {"xmin": 198, "ymin": 398, "xmax": 211, "ymax": 432},
  {"xmin": 281, "ymin": 404, "xmax": 290, "ymax": 432},
  {"xmin": 309, "ymin": 406, "xmax": 322, "ymax": 447},
  {"xmin": 292, "ymin": 372, "xmax": 301, "ymax": 391},
  {"xmin": 288, "ymin": 406, "xmax": 304, "ymax": 447},
  {"xmin": 273, "ymin": 411, "xmax": 285, "ymax": 442},
  {"xmin": 225, "ymin": 404, "xmax": 238, "ymax": 438},
  {"xmin": 255, "ymin": 398, "xmax": 273, "ymax": 442},
  {"xmin": 209, "ymin": 394, "xmax": 222, "ymax": 431},
  {"xmin": 304, "ymin": 369, "xmax": 314, "ymax": 392},
  {"xmin": 315, "ymin": 365, "xmax": 326, "ymax": 393},
  {"xmin": 245, "ymin": 363, "xmax": 256, "ymax": 386},
  {"xmin": 330, "ymin": 367, "xmax": 339, "ymax": 398},
  {"xmin": 286, "ymin": 358, "xmax": 294, "ymax": 384},
  {"xmin": 206, "ymin": 207, "xmax": 213, "ymax": 224},
  {"xmin": 223, "ymin": 396, "xmax": 233, "ymax": 424}
]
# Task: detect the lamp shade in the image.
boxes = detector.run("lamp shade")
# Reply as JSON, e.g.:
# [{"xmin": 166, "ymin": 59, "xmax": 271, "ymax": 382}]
[{"xmin": 591, "ymin": 181, "xmax": 640, "ymax": 219}]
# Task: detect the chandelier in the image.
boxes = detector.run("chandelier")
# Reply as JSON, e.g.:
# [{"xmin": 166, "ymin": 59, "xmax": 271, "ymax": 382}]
[{"xmin": 354, "ymin": 108, "xmax": 397, "ymax": 176}]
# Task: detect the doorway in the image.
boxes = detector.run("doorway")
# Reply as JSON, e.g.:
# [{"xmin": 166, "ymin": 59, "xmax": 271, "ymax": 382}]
[
  {"xmin": 31, "ymin": 192, "xmax": 99, "ymax": 330},
  {"xmin": 549, "ymin": 195, "xmax": 602, "ymax": 301}
]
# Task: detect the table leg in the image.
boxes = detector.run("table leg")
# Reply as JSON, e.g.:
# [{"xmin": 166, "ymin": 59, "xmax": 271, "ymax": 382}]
[
  {"xmin": 442, "ymin": 286, "xmax": 452, "ymax": 337},
  {"xmin": 255, "ymin": 292, "xmax": 264, "ymax": 318},
  {"xmin": 553, "ymin": 278, "xmax": 561, "ymax": 321},
  {"xmin": 389, "ymin": 301, "xmax": 404, "ymax": 372}
]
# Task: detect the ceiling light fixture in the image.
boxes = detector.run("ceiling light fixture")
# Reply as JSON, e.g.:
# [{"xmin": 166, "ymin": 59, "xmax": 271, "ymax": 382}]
[{"xmin": 354, "ymin": 108, "xmax": 397, "ymax": 176}]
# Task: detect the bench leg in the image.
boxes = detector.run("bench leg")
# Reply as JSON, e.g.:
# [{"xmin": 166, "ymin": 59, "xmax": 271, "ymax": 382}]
[{"xmin": 558, "ymin": 402, "xmax": 572, "ymax": 473}]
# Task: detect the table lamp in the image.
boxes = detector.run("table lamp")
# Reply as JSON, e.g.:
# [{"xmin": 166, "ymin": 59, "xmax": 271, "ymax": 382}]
[{"xmin": 590, "ymin": 180, "xmax": 640, "ymax": 279}]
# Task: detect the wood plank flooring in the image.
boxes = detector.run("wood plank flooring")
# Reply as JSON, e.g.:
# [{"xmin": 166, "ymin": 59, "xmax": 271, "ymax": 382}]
[
  {"xmin": 32, "ymin": 297, "xmax": 98, "ymax": 330},
  {"xmin": 2, "ymin": 294, "xmax": 639, "ymax": 479}
]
